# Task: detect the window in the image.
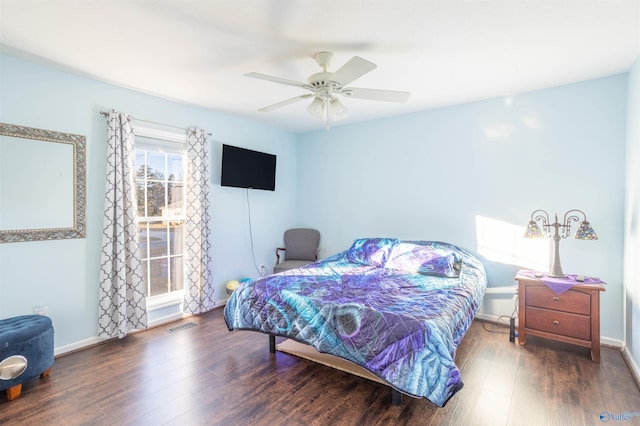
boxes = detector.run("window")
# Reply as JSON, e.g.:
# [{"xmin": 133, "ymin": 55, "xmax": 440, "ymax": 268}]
[{"xmin": 135, "ymin": 138, "xmax": 187, "ymax": 300}]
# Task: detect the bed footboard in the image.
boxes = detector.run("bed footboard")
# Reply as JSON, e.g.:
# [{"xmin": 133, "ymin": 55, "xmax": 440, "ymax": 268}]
[{"xmin": 270, "ymin": 335, "xmax": 404, "ymax": 405}]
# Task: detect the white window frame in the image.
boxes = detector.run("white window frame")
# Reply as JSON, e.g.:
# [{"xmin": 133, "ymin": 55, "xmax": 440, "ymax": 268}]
[{"xmin": 134, "ymin": 126, "xmax": 188, "ymax": 319}]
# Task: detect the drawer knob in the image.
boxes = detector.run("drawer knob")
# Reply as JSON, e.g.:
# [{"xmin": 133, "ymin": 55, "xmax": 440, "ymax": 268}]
[
  {"xmin": 552, "ymin": 320, "xmax": 560, "ymax": 326},
  {"xmin": 552, "ymin": 296, "xmax": 560, "ymax": 301}
]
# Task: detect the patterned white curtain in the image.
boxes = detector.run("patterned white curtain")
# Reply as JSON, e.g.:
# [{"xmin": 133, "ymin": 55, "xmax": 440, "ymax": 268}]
[
  {"xmin": 183, "ymin": 128, "xmax": 215, "ymax": 314},
  {"xmin": 98, "ymin": 110, "xmax": 148, "ymax": 338}
]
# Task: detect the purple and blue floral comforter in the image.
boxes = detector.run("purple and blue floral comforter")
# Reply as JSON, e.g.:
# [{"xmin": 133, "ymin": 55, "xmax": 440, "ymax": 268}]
[{"xmin": 224, "ymin": 239, "xmax": 487, "ymax": 407}]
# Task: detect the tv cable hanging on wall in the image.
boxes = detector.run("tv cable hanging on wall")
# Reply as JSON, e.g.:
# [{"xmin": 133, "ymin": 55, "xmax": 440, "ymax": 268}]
[{"xmin": 246, "ymin": 188, "xmax": 268, "ymax": 277}]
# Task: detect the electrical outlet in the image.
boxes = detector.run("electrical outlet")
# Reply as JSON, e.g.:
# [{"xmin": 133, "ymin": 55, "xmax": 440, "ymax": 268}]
[{"xmin": 260, "ymin": 265, "xmax": 268, "ymax": 276}]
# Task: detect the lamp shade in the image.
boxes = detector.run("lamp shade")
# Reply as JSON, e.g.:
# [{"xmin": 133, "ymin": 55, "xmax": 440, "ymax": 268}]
[
  {"xmin": 574, "ymin": 220, "xmax": 598, "ymax": 240},
  {"xmin": 524, "ymin": 220, "xmax": 544, "ymax": 238},
  {"xmin": 307, "ymin": 96, "xmax": 348, "ymax": 126},
  {"xmin": 307, "ymin": 98, "xmax": 325, "ymax": 120},
  {"xmin": 329, "ymin": 97, "xmax": 347, "ymax": 120}
]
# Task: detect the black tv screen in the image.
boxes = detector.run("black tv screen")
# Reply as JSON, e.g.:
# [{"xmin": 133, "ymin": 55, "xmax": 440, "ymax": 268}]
[{"xmin": 221, "ymin": 144, "xmax": 276, "ymax": 191}]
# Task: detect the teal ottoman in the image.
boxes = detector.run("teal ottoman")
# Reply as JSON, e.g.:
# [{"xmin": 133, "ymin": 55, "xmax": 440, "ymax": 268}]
[{"xmin": 0, "ymin": 315, "xmax": 54, "ymax": 400}]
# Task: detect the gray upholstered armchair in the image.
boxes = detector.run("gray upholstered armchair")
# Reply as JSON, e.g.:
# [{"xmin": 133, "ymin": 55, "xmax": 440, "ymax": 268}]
[{"xmin": 273, "ymin": 228, "xmax": 320, "ymax": 274}]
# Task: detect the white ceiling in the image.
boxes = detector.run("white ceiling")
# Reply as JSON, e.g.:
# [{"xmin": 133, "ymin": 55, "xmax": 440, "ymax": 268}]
[{"xmin": 1, "ymin": 1, "xmax": 639, "ymax": 133}]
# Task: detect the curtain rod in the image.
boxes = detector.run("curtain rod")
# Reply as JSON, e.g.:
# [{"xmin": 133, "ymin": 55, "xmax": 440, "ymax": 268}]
[{"xmin": 99, "ymin": 111, "xmax": 211, "ymax": 136}]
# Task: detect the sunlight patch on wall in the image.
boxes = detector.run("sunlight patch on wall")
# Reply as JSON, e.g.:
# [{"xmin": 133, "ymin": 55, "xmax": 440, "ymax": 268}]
[
  {"xmin": 475, "ymin": 215, "xmax": 549, "ymax": 270},
  {"xmin": 521, "ymin": 115, "xmax": 542, "ymax": 129},
  {"xmin": 483, "ymin": 123, "xmax": 515, "ymax": 139}
]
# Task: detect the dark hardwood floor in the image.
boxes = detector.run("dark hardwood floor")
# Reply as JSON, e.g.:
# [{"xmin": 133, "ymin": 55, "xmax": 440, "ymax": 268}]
[{"xmin": 1, "ymin": 308, "xmax": 639, "ymax": 426}]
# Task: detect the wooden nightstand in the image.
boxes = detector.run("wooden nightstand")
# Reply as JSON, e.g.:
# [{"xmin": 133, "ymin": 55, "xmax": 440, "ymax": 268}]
[{"xmin": 516, "ymin": 273, "xmax": 605, "ymax": 363}]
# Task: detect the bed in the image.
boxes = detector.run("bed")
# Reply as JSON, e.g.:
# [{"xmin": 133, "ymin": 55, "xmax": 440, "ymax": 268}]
[{"xmin": 223, "ymin": 238, "xmax": 487, "ymax": 407}]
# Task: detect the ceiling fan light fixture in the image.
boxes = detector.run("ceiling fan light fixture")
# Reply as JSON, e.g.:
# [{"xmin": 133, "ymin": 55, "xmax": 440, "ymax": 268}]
[
  {"xmin": 246, "ymin": 51, "xmax": 409, "ymax": 128},
  {"xmin": 307, "ymin": 98, "xmax": 325, "ymax": 120},
  {"xmin": 329, "ymin": 97, "xmax": 347, "ymax": 121}
]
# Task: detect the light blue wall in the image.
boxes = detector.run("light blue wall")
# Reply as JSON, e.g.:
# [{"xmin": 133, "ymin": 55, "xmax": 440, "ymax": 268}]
[
  {"xmin": 624, "ymin": 58, "xmax": 640, "ymax": 373},
  {"xmin": 297, "ymin": 75, "xmax": 627, "ymax": 342},
  {"xmin": 0, "ymin": 54, "xmax": 298, "ymax": 349},
  {"xmin": 0, "ymin": 52, "xmax": 631, "ymax": 352}
]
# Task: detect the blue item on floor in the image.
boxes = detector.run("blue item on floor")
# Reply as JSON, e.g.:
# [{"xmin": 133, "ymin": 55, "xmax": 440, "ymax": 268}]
[{"xmin": 0, "ymin": 315, "xmax": 54, "ymax": 400}]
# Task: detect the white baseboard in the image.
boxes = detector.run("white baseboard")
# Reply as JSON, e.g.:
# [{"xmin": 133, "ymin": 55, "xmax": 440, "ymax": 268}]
[
  {"xmin": 475, "ymin": 312, "xmax": 512, "ymax": 326},
  {"xmin": 54, "ymin": 314, "xmax": 189, "ymax": 357},
  {"xmin": 478, "ymin": 291, "xmax": 518, "ymax": 325},
  {"xmin": 54, "ymin": 336, "xmax": 101, "ymax": 357},
  {"xmin": 622, "ymin": 345, "xmax": 640, "ymax": 389},
  {"xmin": 147, "ymin": 312, "xmax": 185, "ymax": 328},
  {"xmin": 601, "ymin": 337, "xmax": 624, "ymax": 348},
  {"xmin": 54, "ymin": 297, "xmax": 231, "ymax": 357}
]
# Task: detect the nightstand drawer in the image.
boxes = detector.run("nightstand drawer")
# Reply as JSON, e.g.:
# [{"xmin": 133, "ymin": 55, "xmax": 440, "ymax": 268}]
[
  {"xmin": 525, "ymin": 285, "xmax": 590, "ymax": 315},
  {"xmin": 525, "ymin": 307, "xmax": 591, "ymax": 340}
]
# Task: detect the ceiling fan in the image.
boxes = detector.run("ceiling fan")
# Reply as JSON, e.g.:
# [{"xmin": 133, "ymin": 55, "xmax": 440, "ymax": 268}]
[{"xmin": 245, "ymin": 52, "xmax": 410, "ymax": 129}]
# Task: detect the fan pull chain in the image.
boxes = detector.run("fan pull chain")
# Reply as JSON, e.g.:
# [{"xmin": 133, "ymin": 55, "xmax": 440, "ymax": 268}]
[{"xmin": 325, "ymin": 98, "xmax": 331, "ymax": 131}]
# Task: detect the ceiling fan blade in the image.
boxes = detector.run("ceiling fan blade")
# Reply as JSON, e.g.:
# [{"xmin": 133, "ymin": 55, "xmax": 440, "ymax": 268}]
[
  {"xmin": 331, "ymin": 56, "xmax": 377, "ymax": 87},
  {"xmin": 344, "ymin": 87, "xmax": 410, "ymax": 103},
  {"xmin": 258, "ymin": 94, "xmax": 314, "ymax": 112},
  {"xmin": 245, "ymin": 72, "xmax": 309, "ymax": 89}
]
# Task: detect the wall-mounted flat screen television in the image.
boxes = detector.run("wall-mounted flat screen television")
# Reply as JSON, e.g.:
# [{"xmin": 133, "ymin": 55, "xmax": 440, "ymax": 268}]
[{"xmin": 221, "ymin": 144, "xmax": 276, "ymax": 191}]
